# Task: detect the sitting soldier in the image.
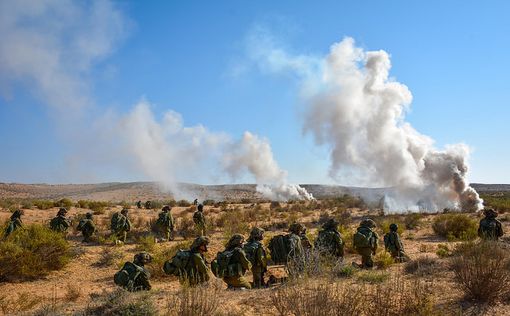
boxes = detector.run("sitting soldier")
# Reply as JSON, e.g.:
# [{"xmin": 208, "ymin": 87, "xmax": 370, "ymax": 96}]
[
  {"xmin": 164, "ymin": 236, "xmax": 211, "ymax": 287},
  {"xmin": 299, "ymin": 225, "xmax": 313, "ymax": 251},
  {"xmin": 114, "ymin": 252, "xmax": 152, "ymax": 291},
  {"xmin": 478, "ymin": 208, "xmax": 504, "ymax": 241},
  {"xmin": 212, "ymin": 234, "xmax": 252, "ymax": 289},
  {"xmin": 50, "ymin": 208, "xmax": 71, "ymax": 234},
  {"xmin": 315, "ymin": 218, "xmax": 344, "ymax": 259},
  {"xmin": 4, "ymin": 209, "xmax": 23, "ymax": 238},
  {"xmin": 243, "ymin": 227, "xmax": 268, "ymax": 288},
  {"xmin": 353, "ymin": 218, "xmax": 378, "ymax": 269},
  {"xmin": 110, "ymin": 208, "xmax": 131, "ymax": 243},
  {"xmin": 154, "ymin": 205, "xmax": 174, "ymax": 241},
  {"xmin": 77, "ymin": 212, "xmax": 96, "ymax": 243},
  {"xmin": 268, "ymin": 223, "xmax": 304, "ymax": 265},
  {"xmin": 383, "ymin": 223, "xmax": 409, "ymax": 262},
  {"xmin": 193, "ymin": 204, "xmax": 207, "ymax": 236}
]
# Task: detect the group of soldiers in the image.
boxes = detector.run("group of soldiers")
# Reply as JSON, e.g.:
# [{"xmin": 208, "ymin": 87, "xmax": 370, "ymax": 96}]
[{"xmin": 2, "ymin": 201, "xmax": 505, "ymax": 293}]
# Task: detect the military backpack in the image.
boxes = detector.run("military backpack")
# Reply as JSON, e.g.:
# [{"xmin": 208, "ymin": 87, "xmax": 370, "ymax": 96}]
[
  {"xmin": 114, "ymin": 262, "xmax": 142, "ymax": 291},
  {"xmin": 110, "ymin": 212, "xmax": 126, "ymax": 231},
  {"xmin": 163, "ymin": 250, "xmax": 192, "ymax": 276},
  {"xmin": 268, "ymin": 234, "xmax": 294, "ymax": 264},
  {"xmin": 243, "ymin": 241, "xmax": 260, "ymax": 265},
  {"xmin": 353, "ymin": 230, "xmax": 372, "ymax": 249},
  {"xmin": 211, "ymin": 249, "xmax": 236, "ymax": 278}
]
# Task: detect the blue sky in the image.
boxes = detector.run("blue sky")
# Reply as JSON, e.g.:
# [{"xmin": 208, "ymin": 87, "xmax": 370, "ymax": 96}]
[{"xmin": 0, "ymin": 0, "xmax": 509, "ymax": 185}]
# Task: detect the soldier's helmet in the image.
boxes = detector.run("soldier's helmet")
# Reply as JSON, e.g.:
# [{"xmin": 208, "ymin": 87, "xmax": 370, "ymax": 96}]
[
  {"xmin": 483, "ymin": 208, "xmax": 498, "ymax": 218},
  {"xmin": 57, "ymin": 208, "xmax": 68, "ymax": 216},
  {"xmin": 191, "ymin": 236, "xmax": 210, "ymax": 251},
  {"xmin": 227, "ymin": 234, "xmax": 245, "ymax": 249},
  {"xmin": 11, "ymin": 209, "xmax": 23, "ymax": 220},
  {"xmin": 360, "ymin": 218, "xmax": 376, "ymax": 228},
  {"xmin": 323, "ymin": 218, "xmax": 339, "ymax": 230},
  {"xmin": 162, "ymin": 205, "xmax": 171, "ymax": 212},
  {"xmin": 288, "ymin": 223, "xmax": 304, "ymax": 234},
  {"xmin": 249, "ymin": 227, "xmax": 264, "ymax": 240},
  {"xmin": 197, "ymin": 204, "xmax": 204, "ymax": 212},
  {"xmin": 85, "ymin": 212, "xmax": 93, "ymax": 219},
  {"xmin": 134, "ymin": 252, "xmax": 152, "ymax": 265},
  {"xmin": 121, "ymin": 208, "xmax": 129, "ymax": 215},
  {"xmin": 389, "ymin": 223, "xmax": 398, "ymax": 232}
]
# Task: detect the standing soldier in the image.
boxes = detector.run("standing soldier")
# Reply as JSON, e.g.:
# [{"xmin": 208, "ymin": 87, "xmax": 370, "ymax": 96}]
[
  {"xmin": 193, "ymin": 204, "xmax": 206, "ymax": 236},
  {"xmin": 4, "ymin": 209, "xmax": 23, "ymax": 238},
  {"xmin": 244, "ymin": 227, "xmax": 268, "ymax": 288},
  {"xmin": 315, "ymin": 218, "xmax": 344, "ymax": 259},
  {"xmin": 145, "ymin": 200, "xmax": 152, "ymax": 209},
  {"xmin": 155, "ymin": 205, "xmax": 175, "ymax": 241},
  {"xmin": 383, "ymin": 223, "xmax": 408, "ymax": 262},
  {"xmin": 77, "ymin": 212, "xmax": 96, "ymax": 243},
  {"xmin": 50, "ymin": 208, "xmax": 71, "ymax": 234},
  {"xmin": 212, "ymin": 234, "xmax": 252, "ymax": 290},
  {"xmin": 193, "ymin": 199, "xmax": 198, "ymax": 206},
  {"xmin": 478, "ymin": 208, "xmax": 504, "ymax": 241},
  {"xmin": 114, "ymin": 252, "xmax": 152, "ymax": 291},
  {"xmin": 136, "ymin": 201, "xmax": 142, "ymax": 209},
  {"xmin": 111, "ymin": 208, "xmax": 131, "ymax": 243},
  {"xmin": 353, "ymin": 218, "xmax": 378, "ymax": 269}
]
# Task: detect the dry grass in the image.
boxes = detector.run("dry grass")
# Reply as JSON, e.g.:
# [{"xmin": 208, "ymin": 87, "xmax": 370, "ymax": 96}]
[
  {"xmin": 83, "ymin": 289, "xmax": 157, "ymax": 316},
  {"xmin": 64, "ymin": 283, "xmax": 82, "ymax": 302},
  {"xmin": 166, "ymin": 283, "xmax": 221, "ymax": 316},
  {"xmin": 0, "ymin": 292, "xmax": 41, "ymax": 314},
  {"xmin": 432, "ymin": 213, "xmax": 478, "ymax": 241}
]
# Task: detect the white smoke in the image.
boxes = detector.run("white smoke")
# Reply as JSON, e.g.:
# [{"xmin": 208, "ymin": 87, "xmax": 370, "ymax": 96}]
[
  {"xmin": 223, "ymin": 132, "xmax": 313, "ymax": 201},
  {"xmin": 248, "ymin": 34, "xmax": 482, "ymax": 212}
]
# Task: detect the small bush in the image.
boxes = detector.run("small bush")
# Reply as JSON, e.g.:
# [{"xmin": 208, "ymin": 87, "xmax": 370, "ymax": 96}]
[
  {"xmin": 54, "ymin": 198, "xmax": 74, "ymax": 209},
  {"xmin": 176, "ymin": 217, "xmax": 196, "ymax": 239},
  {"xmin": 451, "ymin": 241, "xmax": 510, "ymax": 303},
  {"xmin": 272, "ymin": 282, "xmax": 365, "ymax": 316},
  {"xmin": 436, "ymin": 244, "xmax": 451, "ymax": 258},
  {"xmin": 177, "ymin": 200, "xmax": 191, "ymax": 207},
  {"xmin": 404, "ymin": 213, "xmax": 424, "ymax": 229},
  {"xmin": 166, "ymin": 284, "xmax": 221, "ymax": 316},
  {"xmin": 83, "ymin": 289, "xmax": 157, "ymax": 316},
  {"xmin": 432, "ymin": 213, "xmax": 478, "ymax": 241},
  {"xmin": 405, "ymin": 256, "xmax": 441, "ymax": 276},
  {"xmin": 357, "ymin": 271, "xmax": 389, "ymax": 284},
  {"xmin": 136, "ymin": 235, "xmax": 156, "ymax": 252},
  {"xmin": 33, "ymin": 200, "xmax": 54, "ymax": 210},
  {"xmin": 0, "ymin": 224, "xmax": 71, "ymax": 281},
  {"xmin": 374, "ymin": 250, "xmax": 394, "ymax": 269},
  {"xmin": 332, "ymin": 264, "xmax": 356, "ymax": 278},
  {"xmin": 65, "ymin": 283, "xmax": 82, "ymax": 302},
  {"xmin": 94, "ymin": 247, "xmax": 124, "ymax": 267}
]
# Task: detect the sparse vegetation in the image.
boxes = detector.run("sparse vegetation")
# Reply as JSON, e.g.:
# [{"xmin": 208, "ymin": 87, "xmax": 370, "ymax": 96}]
[
  {"xmin": 0, "ymin": 224, "xmax": 71, "ymax": 281},
  {"xmin": 0, "ymin": 292, "xmax": 41, "ymax": 314},
  {"xmin": 357, "ymin": 271, "xmax": 390, "ymax": 283},
  {"xmin": 432, "ymin": 213, "xmax": 478, "ymax": 241},
  {"xmin": 166, "ymin": 284, "xmax": 221, "ymax": 316},
  {"xmin": 82, "ymin": 289, "xmax": 158, "ymax": 316},
  {"xmin": 374, "ymin": 250, "xmax": 394, "ymax": 269},
  {"xmin": 405, "ymin": 256, "xmax": 442, "ymax": 277}
]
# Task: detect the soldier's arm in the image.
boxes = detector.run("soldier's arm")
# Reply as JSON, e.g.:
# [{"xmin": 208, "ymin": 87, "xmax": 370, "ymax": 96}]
[
  {"xmin": 237, "ymin": 249, "xmax": 252, "ymax": 271},
  {"xmin": 193, "ymin": 254, "xmax": 210, "ymax": 281},
  {"xmin": 256, "ymin": 247, "xmax": 267, "ymax": 269},
  {"xmin": 126, "ymin": 219, "xmax": 131, "ymax": 231},
  {"xmin": 497, "ymin": 221, "xmax": 504, "ymax": 237}
]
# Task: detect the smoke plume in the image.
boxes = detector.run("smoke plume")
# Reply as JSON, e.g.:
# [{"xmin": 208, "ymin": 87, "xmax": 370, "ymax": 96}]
[{"xmin": 249, "ymin": 34, "xmax": 482, "ymax": 211}]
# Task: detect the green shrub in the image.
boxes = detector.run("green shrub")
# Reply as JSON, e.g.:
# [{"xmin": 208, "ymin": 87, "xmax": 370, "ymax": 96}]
[
  {"xmin": 54, "ymin": 198, "xmax": 73, "ymax": 209},
  {"xmin": 374, "ymin": 250, "xmax": 394, "ymax": 269},
  {"xmin": 177, "ymin": 200, "xmax": 191, "ymax": 207},
  {"xmin": 0, "ymin": 224, "xmax": 71, "ymax": 281},
  {"xmin": 357, "ymin": 271, "xmax": 389, "ymax": 283},
  {"xmin": 404, "ymin": 213, "xmax": 424, "ymax": 229},
  {"xmin": 33, "ymin": 200, "xmax": 54, "ymax": 210},
  {"xmin": 436, "ymin": 244, "xmax": 451, "ymax": 258},
  {"xmin": 432, "ymin": 213, "xmax": 478, "ymax": 241},
  {"xmin": 136, "ymin": 235, "xmax": 156, "ymax": 252}
]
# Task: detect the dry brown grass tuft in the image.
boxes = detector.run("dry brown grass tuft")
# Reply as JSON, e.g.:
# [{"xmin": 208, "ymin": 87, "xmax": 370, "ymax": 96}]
[
  {"xmin": 166, "ymin": 283, "xmax": 221, "ymax": 316},
  {"xmin": 64, "ymin": 283, "xmax": 82, "ymax": 302}
]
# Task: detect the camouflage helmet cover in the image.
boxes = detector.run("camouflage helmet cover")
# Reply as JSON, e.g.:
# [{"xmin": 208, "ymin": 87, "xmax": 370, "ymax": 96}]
[
  {"xmin": 11, "ymin": 209, "xmax": 23, "ymax": 220},
  {"xmin": 288, "ymin": 222, "xmax": 304, "ymax": 234},
  {"xmin": 227, "ymin": 233, "xmax": 245, "ymax": 248},
  {"xmin": 191, "ymin": 236, "xmax": 210, "ymax": 251},
  {"xmin": 121, "ymin": 208, "xmax": 129, "ymax": 215},
  {"xmin": 483, "ymin": 208, "xmax": 497, "ymax": 218},
  {"xmin": 85, "ymin": 212, "xmax": 93, "ymax": 219},
  {"xmin": 134, "ymin": 252, "xmax": 152, "ymax": 265},
  {"xmin": 57, "ymin": 208, "xmax": 68, "ymax": 216},
  {"xmin": 249, "ymin": 227, "xmax": 265, "ymax": 240},
  {"xmin": 197, "ymin": 204, "xmax": 204, "ymax": 212},
  {"xmin": 360, "ymin": 218, "xmax": 376, "ymax": 228},
  {"xmin": 389, "ymin": 223, "xmax": 398, "ymax": 231},
  {"xmin": 162, "ymin": 205, "xmax": 171, "ymax": 212},
  {"xmin": 323, "ymin": 218, "xmax": 339, "ymax": 230}
]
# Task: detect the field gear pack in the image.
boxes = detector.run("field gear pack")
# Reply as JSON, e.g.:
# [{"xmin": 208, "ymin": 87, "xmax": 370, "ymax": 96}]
[
  {"xmin": 163, "ymin": 250, "xmax": 192, "ymax": 276},
  {"xmin": 383, "ymin": 233, "xmax": 390, "ymax": 250},
  {"xmin": 268, "ymin": 234, "xmax": 297, "ymax": 264},
  {"xmin": 211, "ymin": 249, "xmax": 236, "ymax": 278},
  {"xmin": 243, "ymin": 241, "xmax": 260, "ymax": 264},
  {"xmin": 316, "ymin": 230, "xmax": 342, "ymax": 251},
  {"xmin": 353, "ymin": 229, "xmax": 373, "ymax": 249},
  {"xmin": 111, "ymin": 212, "xmax": 127, "ymax": 232},
  {"xmin": 114, "ymin": 262, "xmax": 143, "ymax": 291},
  {"xmin": 156, "ymin": 212, "xmax": 170, "ymax": 226}
]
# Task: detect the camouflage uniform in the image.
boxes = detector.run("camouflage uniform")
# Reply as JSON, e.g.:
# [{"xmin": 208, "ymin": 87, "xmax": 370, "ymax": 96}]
[
  {"xmin": 221, "ymin": 234, "xmax": 252, "ymax": 289},
  {"xmin": 154, "ymin": 206, "xmax": 175, "ymax": 241},
  {"xmin": 315, "ymin": 219, "xmax": 344, "ymax": 259},
  {"xmin": 244, "ymin": 227, "xmax": 268, "ymax": 288},
  {"xmin": 77, "ymin": 212, "xmax": 96, "ymax": 242},
  {"xmin": 136, "ymin": 201, "xmax": 142, "ymax": 209},
  {"xmin": 354, "ymin": 219, "xmax": 378, "ymax": 269},
  {"xmin": 145, "ymin": 200, "xmax": 152, "ymax": 209},
  {"xmin": 50, "ymin": 208, "xmax": 71, "ymax": 234},
  {"xmin": 299, "ymin": 225, "xmax": 313, "ymax": 251},
  {"xmin": 4, "ymin": 210, "xmax": 23, "ymax": 238},
  {"xmin": 111, "ymin": 208, "xmax": 131, "ymax": 243},
  {"xmin": 383, "ymin": 223, "xmax": 408, "ymax": 262},
  {"xmin": 187, "ymin": 236, "xmax": 211, "ymax": 286},
  {"xmin": 193, "ymin": 204, "xmax": 206, "ymax": 236},
  {"xmin": 287, "ymin": 223, "xmax": 305, "ymax": 259},
  {"xmin": 116, "ymin": 252, "xmax": 152, "ymax": 291},
  {"xmin": 478, "ymin": 209, "xmax": 504, "ymax": 241}
]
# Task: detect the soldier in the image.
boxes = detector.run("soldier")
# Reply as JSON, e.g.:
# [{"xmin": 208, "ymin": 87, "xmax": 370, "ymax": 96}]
[
  {"xmin": 244, "ymin": 227, "xmax": 268, "ymax": 288},
  {"xmin": 50, "ymin": 208, "xmax": 71, "ymax": 234},
  {"xmin": 193, "ymin": 204, "xmax": 206, "ymax": 236},
  {"xmin": 77, "ymin": 212, "xmax": 96, "ymax": 243},
  {"xmin": 114, "ymin": 252, "xmax": 152, "ymax": 291},
  {"xmin": 315, "ymin": 218, "xmax": 344, "ymax": 259},
  {"xmin": 478, "ymin": 208, "xmax": 504, "ymax": 241},
  {"xmin": 287, "ymin": 223, "xmax": 305, "ymax": 259},
  {"xmin": 4, "ymin": 209, "xmax": 23, "ymax": 238},
  {"xmin": 111, "ymin": 208, "xmax": 131, "ymax": 243},
  {"xmin": 136, "ymin": 201, "xmax": 142, "ymax": 209},
  {"xmin": 213, "ymin": 234, "xmax": 251, "ymax": 290},
  {"xmin": 299, "ymin": 225, "xmax": 313, "ymax": 251},
  {"xmin": 383, "ymin": 223, "xmax": 408, "ymax": 262},
  {"xmin": 193, "ymin": 198, "xmax": 198, "ymax": 206},
  {"xmin": 154, "ymin": 205, "xmax": 175, "ymax": 241},
  {"xmin": 353, "ymin": 218, "xmax": 378, "ymax": 269}
]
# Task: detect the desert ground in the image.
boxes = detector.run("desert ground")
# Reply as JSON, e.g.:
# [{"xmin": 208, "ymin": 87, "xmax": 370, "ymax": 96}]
[{"xmin": 0, "ymin": 183, "xmax": 510, "ymax": 315}]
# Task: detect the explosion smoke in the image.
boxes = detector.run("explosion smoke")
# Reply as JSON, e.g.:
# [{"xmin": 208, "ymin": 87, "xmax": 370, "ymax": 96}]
[{"xmin": 249, "ymin": 34, "xmax": 483, "ymax": 211}]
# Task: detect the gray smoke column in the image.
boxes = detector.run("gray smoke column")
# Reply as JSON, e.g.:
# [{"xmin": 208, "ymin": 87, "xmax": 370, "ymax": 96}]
[
  {"xmin": 224, "ymin": 132, "xmax": 314, "ymax": 201},
  {"xmin": 249, "ymin": 34, "xmax": 482, "ymax": 211}
]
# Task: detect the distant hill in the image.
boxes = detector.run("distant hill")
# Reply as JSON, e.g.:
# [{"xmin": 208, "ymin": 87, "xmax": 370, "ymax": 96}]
[{"xmin": 0, "ymin": 182, "xmax": 507, "ymax": 202}]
